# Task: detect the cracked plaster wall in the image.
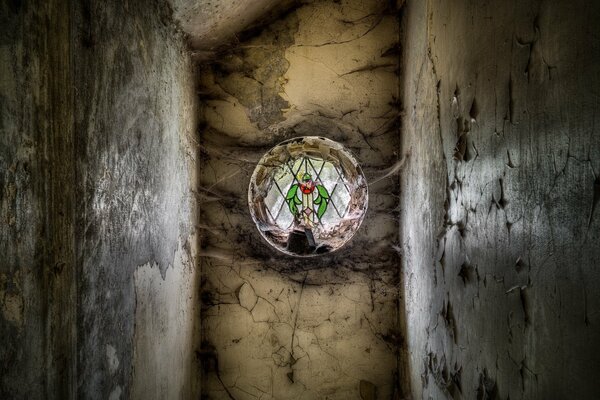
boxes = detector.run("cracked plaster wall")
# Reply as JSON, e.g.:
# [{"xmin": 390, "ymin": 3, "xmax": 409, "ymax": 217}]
[
  {"xmin": 198, "ymin": 0, "xmax": 406, "ymax": 398},
  {"xmin": 1, "ymin": 0, "xmax": 199, "ymax": 398},
  {"xmin": 399, "ymin": 0, "xmax": 600, "ymax": 398}
]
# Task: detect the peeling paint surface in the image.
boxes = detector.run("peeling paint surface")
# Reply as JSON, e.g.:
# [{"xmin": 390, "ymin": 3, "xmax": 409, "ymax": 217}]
[
  {"xmin": 400, "ymin": 0, "xmax": 600, "ymax": 398},
  {"xmin": 131, "ymin": 239, "xmax": 199, "ymax": 399}
]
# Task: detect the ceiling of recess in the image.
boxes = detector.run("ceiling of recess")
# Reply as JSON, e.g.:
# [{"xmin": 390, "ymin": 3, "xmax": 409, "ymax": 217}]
[{"xmin": 168, "ymin": 0, "xmax": 294, "ymax": 52}]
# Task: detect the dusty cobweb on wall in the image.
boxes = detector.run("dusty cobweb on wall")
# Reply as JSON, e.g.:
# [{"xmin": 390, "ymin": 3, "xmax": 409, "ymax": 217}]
[{"xmin": 248, "ymin": 136, "xmax": 368, "ymax": 256}]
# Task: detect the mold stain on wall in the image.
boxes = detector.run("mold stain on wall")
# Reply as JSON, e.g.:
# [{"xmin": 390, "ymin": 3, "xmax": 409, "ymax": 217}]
[{"xmin": 197, "ymin": 0, "xmax": 407, "ymax": 398}]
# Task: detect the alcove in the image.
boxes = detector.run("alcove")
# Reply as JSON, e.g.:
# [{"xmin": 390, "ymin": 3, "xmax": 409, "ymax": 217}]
[
  {"xmin": 3, "ymin": 0, "xmax": 600, "ymax": 399},
  {"xmin": 194, "ymin": 1, "xmax": 406, "ymax": 397}
]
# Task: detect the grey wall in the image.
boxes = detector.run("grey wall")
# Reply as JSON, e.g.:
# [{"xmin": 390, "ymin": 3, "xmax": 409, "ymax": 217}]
[
  {"xmin": 197, "ymin": 0, "xmax": 406, "ymax": 398},
  {"xmin": 1, "ymin": 1, "xmax": 76, "ymax": 398},
  {"xmin": 74, "ymin": 1, "xmax": 199, "ymax": 399},
  {"xmin": 399, "ymin": 0, "xmax": 600, "ymax": 398},
  {"xmin": 1, "ymin": 0, "xmax": 199, "ymax": 398}
]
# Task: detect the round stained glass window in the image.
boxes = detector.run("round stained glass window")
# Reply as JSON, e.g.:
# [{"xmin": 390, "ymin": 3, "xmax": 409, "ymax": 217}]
[{"xmin": 248, "ymin": 137, "xmax": 368, "ymax": 257}]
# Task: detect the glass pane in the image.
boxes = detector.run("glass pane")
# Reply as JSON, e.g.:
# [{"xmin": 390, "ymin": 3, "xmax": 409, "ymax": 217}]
[{"xmin": 248, "ymin": 137, "xmax": 368, "ymax": 257}]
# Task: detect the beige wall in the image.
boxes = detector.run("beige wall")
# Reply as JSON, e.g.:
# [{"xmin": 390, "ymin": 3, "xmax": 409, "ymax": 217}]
[{"xmin": 198, "ymin": 0, "xmax": 405, "ymax": 398}]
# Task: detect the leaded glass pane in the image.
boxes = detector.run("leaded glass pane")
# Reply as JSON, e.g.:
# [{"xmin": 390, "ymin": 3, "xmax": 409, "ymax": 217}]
[{"xmin": 248, "ymin": 137, "xmax": 368, "ymax": 257}]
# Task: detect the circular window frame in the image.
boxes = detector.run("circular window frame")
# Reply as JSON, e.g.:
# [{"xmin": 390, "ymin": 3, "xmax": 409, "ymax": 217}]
[{"xmin": 248, "ymin": 136, "xmax": 368, "ymax": 257}]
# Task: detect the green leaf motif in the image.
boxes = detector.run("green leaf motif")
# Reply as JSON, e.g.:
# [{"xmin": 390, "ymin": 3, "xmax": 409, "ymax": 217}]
[
  {"xmin": 314, "ymin": 185, "xmax": 330, "ymax": 219},
  {"xmin": 285, "ymin": 184, "xmax": 301, "ymax": 216}
]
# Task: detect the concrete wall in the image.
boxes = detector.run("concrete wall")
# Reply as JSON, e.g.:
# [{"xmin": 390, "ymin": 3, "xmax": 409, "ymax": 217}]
[
  {"xmin": 198, "ymin": 0, "xmax": 405, "ymax": 398},
  {"xmin": 1, "ymin": 1, "xmax": 76, "ymax": 397},
  {"xmin": 74, "ymin": 1, "xmax": 200, "ymax": 398},
  {"xmin": 1, "ymin": 0, "xmax": 199, "ymax": 398},
  {"xmin": 399, "ymin": 0, "xmax": 600, "ymax": 398}
]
